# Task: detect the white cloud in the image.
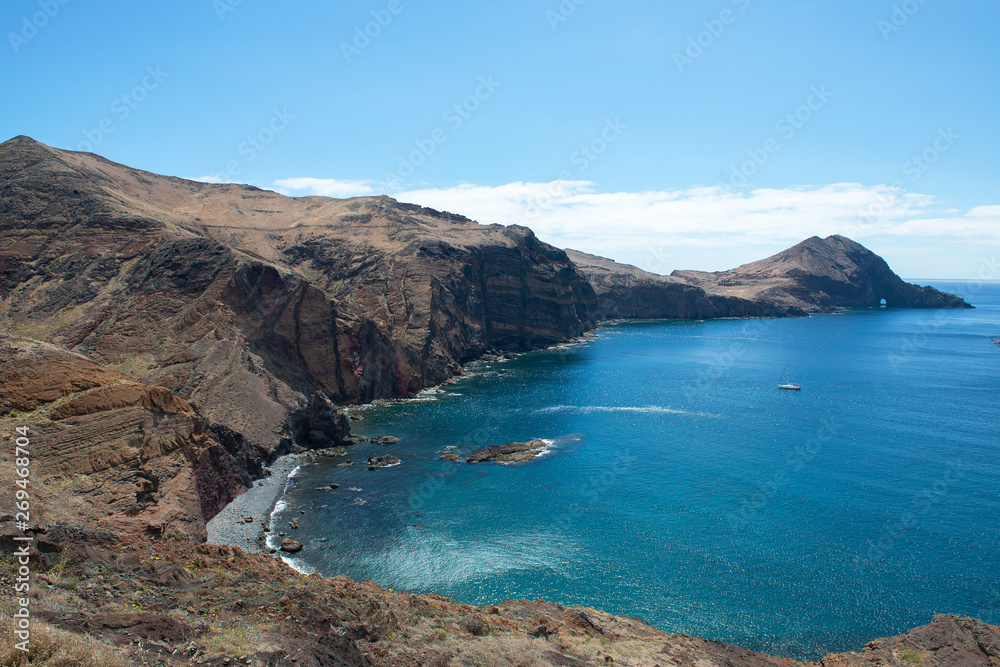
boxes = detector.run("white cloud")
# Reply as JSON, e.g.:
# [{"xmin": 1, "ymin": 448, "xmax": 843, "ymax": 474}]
[
  {"xmin": 389, "ymin": 181, "xmax": 997, "ymax": 270},
  {"xmin": 273, "ymin": 177, "xmax": 377, "ymax": 198},
  {"xmin": 269, "ymin": 176, "xmax": 1000, "ymax": 277}
]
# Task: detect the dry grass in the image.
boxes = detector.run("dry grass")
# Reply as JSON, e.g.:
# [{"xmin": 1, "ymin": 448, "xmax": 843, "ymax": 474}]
[
  {"xmin": 447, "ymin": 636, "xmax": 547, "ymax": 667},
  {"xmin": 0, "ymin": 614, "xmax": 131, "ymax": 667},
  {"xmin": 199, "ymin": 621, "xmax": 280, "ymax": 661}
]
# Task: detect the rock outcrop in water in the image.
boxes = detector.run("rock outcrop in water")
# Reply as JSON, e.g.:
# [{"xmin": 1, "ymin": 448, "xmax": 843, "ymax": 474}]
[{"xmin": 466, "ymin": 438, "xmax": 549, "ymax": 463}]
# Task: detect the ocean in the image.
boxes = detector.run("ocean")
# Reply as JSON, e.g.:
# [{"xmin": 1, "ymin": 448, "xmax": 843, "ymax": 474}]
[{"xmin": 269, "ymin": 281, "xmax": 1000, "ymax": 659}]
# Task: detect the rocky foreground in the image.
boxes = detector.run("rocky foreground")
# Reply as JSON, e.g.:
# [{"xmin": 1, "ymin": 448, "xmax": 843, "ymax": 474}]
[{"xmin": 1, "ymin": 524, "xmax": 999, "ymax": 667}]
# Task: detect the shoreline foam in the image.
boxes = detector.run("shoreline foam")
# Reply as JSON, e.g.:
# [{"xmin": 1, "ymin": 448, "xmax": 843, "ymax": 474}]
[{"xmin": 206, "ymin": 455, "xmax": 303, "ymax": 554}]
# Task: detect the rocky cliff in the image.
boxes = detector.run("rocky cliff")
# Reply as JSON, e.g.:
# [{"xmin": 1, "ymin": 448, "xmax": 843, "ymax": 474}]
[
  {"xmin": 671, "ymin": 235, "xmax": 972, "ymax": 314},
  {"xmin": 566, "ymin": 249, "xmax": 795, "ymax": 319},
  {"xmin": 0, "ymin": 136, "xmax": 597, "ymax": 454}
]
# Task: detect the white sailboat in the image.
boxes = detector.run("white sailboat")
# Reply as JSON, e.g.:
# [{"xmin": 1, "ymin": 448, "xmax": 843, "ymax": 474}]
[{"xmin": 778, "ymin": 361, "xmax": 801, "ymax": 391}]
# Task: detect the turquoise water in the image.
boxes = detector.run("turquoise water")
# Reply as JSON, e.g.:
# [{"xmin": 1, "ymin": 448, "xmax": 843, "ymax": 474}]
[{"xmin": 272, "ymin": 281, "xmax": 1000, "ymax": 659}]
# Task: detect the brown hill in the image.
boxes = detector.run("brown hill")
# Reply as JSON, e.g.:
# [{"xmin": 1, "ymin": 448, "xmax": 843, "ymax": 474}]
[{"xmin": 671, "ymin": 235, "xmax": 972, "ymax": 313}]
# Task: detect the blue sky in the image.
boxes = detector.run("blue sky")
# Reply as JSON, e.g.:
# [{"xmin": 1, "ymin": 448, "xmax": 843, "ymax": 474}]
[{"xmin": 2, "ymin": 0, "xmax": 998, "ymax": 278}]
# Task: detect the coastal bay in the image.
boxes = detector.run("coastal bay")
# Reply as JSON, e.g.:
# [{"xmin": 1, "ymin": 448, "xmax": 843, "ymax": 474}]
[{"xmin": 261, "ymin": 281, "xmax": 1000, "ymax": 659}]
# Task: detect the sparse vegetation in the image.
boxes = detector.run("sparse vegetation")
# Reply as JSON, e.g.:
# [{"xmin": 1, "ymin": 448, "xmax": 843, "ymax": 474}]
[
  {"xmin": 199, "ymin": 622, "xmax": 279, "ymax": 661},
  {"xmin": 0, "ymin": 614, "xmax": 131, "ymax": 667}
]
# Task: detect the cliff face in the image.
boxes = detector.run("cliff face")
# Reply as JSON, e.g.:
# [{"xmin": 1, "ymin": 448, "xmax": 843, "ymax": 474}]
[
  {"xmin": 568, "ymin": 236, "xmax": 971, "ymax": 319},
  {"xmin": 671, "ymin": 235, "xmax": 972, "ymax": 314},
  {"xmin": 0, "ymin": 136, "xmax": 597, "ymax": 451},
  {"xmin": 566, "ymin": 249, "xmax": 792, "ymax": 319}
]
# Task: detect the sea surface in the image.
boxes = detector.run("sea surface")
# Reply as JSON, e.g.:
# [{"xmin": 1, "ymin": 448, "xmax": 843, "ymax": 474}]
[{"xmin": 270, "ymin": 281, "xmax": 1000, "ymax": 659}]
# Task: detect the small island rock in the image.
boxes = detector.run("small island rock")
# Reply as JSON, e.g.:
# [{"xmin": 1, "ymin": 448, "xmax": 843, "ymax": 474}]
[
  {"xmin": 466, "ymin": 439, "xmax": 547, "ymax": 463},
  {"xmin": 367, "ymin": 455, "xmax": 401, "ymax": 470}
]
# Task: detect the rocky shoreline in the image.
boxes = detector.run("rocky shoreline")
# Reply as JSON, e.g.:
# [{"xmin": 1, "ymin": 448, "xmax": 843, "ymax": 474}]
[{"xmin": 205, "ymin": 455, "xmax": 302, "ymax": 555}]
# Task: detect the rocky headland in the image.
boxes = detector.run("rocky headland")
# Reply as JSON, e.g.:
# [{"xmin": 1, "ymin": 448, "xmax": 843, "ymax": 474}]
[
  {"xmin": 0, "ymin": 136, "xmax": 988, "ymax": 665},
  {"xmin": 568, "ymin": 237, "xmax": 972, "ymax": 320},
  {"xmin": 670, "ymin": 235, "xmax": 972, "ymax": 313}
]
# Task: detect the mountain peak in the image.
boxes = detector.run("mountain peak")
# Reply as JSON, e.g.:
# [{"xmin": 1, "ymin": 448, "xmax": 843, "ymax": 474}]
[{"xmin": 669, "ymin": 235, "xmax": 972, "ymax": 311}]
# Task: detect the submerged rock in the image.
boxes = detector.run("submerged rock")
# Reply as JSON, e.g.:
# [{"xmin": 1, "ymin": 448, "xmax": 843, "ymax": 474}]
[
  {"xmin": 370, "ymin": 436, "xmax": 401, "ymax": 445},
  {"xmin": 316, "ymin": 447, "xmax": 348, "ymax": 457}
]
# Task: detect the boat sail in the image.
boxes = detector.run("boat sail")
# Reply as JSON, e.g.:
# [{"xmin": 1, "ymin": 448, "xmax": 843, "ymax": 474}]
[{"xmin": 778, "ymin": 361, "xmax": 801, "ymax": 391}]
